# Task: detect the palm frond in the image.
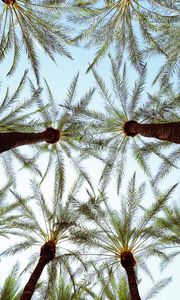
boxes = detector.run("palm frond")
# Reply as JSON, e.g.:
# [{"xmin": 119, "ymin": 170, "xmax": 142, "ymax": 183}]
[{"xmin": 0, "ymin": 0, "xmax": 72, "ymax": 82}]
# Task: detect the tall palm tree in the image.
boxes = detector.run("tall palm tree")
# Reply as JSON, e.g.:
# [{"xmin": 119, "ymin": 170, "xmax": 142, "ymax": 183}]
[
  {"xmin": 71, "ymin": 174, "xmax": 177, "ymax": 300},
  {"xmin": 0, "ymin": 71, "xmax": 60, "ymax": 182},
  {"xmin": 0, "ymin": 0, "xmax": 71, "ymax": 83},
  {"xmin": 69, "ymin": 0, "xmax": 179, "ymax": 71},
  {"xmin": 0, "ymin": 127, "xmax": 60, "ymax": 153},
  {"xmin": 1, "ymin": 174, "xmax": 86, "ymax": 300},
  {"xmin": 79, "ymin": 56, "xmax": 180, "ymax": 190}
]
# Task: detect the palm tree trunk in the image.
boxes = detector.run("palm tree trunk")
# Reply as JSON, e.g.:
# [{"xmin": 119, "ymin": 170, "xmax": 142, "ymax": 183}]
[
  {"xmin": 0, "ymin": 127, "xmax": 60, "ymax": 153},
  {"xmin": 121, "ymin": 252, "xmax": 141, "ymax": 300},
  {"xmin": 123, "ymin": 120, "xmax": 180, "ymax": 144},
  {"xmin": 20, "ymin": 241, "xmax": 56, "ymax": 300}
]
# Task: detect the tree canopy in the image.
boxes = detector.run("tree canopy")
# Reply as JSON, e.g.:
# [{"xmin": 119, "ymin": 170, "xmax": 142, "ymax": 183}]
[{"xmin": 0, "ymin": 0, "xmax": 179, "ymax": 299}]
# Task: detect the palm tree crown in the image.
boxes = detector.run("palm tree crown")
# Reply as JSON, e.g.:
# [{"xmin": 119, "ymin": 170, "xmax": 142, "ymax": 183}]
[
  {"xmin": 0, "ymin": 0, "xmax": 71, "ymax": 83},
  {"xmin": 35, "ymin": 74, "xmax": 95, "ymax": 189},
  {"xmin": 71, "ymin": 174, "xmax": 177, "ymax": 300},
  {"xmin": 69, "ymin": 0, "xmax": 179, "ymax": 71},
  {"xmin": 1, "ymin": 174, "xmax": 86, "ymax": 299},
  {"xmin": 80, "ymin": 56, "xmax": 180, "ymax": 191}
]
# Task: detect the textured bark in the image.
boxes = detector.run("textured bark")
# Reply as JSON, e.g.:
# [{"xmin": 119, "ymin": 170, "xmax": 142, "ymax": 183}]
[
  {"xmin": 20, "ymin": 241, "xmax": 56, "ymax": 300},
  {"xmin": 123, "ymin": 120, "xmax": 180, "ymax": 144},
  {"xmin": 0, "ymin": 127, "xmax": 60, "ymax": 153},
  {"xmin": 2, "ymin": 0, "xmax": 16, "ymax": 4},
  {"xmin": 121, "ymin": 252, "xmax": 141, "ymax": 300}
]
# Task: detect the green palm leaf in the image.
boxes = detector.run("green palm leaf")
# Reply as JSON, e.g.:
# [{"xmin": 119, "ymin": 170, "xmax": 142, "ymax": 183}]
[
  {"xmin": 0, "ymin": 0, "xmax": 72, "ymax": 83},
  {"xmin": 69, "ymin": 0, "xmax": 179, "ymax": 71}
]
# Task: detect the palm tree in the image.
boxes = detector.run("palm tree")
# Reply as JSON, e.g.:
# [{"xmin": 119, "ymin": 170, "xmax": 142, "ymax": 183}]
[
  {"xmin": 79, "ymin": 56, "xmax": 180, "ymax": 190},
  {"xmin": 69, "ymin": 0, "xmax": 179, "ymax": 71},
  {"xmin": 123, "ymin": 120, "xmax": 180, "ymax": 144},
  {"xmin": 0, "ymin": 127, "xmax": 60, "ymax": 153},
  {"xmin": 1, "ymin": 174, "xmax": 86, "ymax": 300},
  {"xmin": 33, "ymin": 74, "xmax": 95, "ymax": 189},
  {"xmin": 0, "ymin": 0, "xmax": 71, "ymax": 83},
  {"xmin": 71, "ymin": 174, "xmax": 177, "ymax": 300},
  {"xmin": 0, "ymin": 71, "xmax": 60, "ymax": 183}
]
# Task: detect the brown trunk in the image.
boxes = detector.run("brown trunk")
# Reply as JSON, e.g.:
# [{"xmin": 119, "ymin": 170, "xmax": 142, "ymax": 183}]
[
  {"xmin": 123, "ymin": 120, "xmax": 180, "ymax": 144},
  {"xmin": 2, "ymin": 0, "xmax": 16, "ymax": 4},
  {"xmin": 0, "ymin": 127, "xmax": 60, "ymax": 153},
  {"xmin": 121, "ymin": 252, "xmax": 141, "ymax": 300},
  {"xmin": 20, "ymin": 241, "xmax": 56, "ymax": 300}
]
